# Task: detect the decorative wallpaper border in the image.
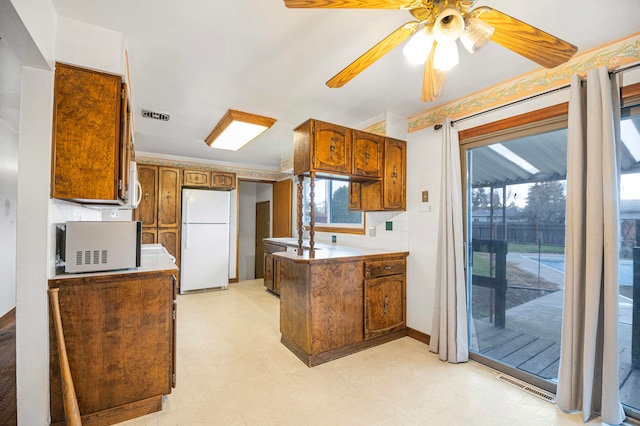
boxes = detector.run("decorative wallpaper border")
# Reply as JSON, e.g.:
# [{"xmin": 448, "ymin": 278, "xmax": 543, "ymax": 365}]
[
  {"xmin": 407, "ymin": 33, "xmax": 640, "ymax": 132},
  {"xmin": 136, "ymin": 156, "xmax": 287, "ymax": 181}
]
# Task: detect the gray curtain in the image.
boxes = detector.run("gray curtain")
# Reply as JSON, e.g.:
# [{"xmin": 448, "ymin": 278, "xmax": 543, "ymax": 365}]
[
  {"xmin": 429, "ymin": 118, "xmax": 468, "ymax": 363},
  {"xmin": 557, "ymin": 66, "xmax": 625, "ymax": 424}
]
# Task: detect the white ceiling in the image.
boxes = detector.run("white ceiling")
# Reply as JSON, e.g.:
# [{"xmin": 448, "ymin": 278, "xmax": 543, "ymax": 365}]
[{"xmin": 50, "ymin": 0, "xmax": 640, "ymax": 170}]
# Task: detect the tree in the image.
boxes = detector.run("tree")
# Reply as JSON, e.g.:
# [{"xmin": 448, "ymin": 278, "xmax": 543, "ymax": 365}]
[
  {"xmin": 523, "ymin": 181, "xmax": 566, "ymax": 224},
  {"xmin": 330, "ymin": 185, "xmax": 360, "ymax": 224},
  {"xmin": 472, "ymin": 188, "xmax": 490, "ymax": 209}
]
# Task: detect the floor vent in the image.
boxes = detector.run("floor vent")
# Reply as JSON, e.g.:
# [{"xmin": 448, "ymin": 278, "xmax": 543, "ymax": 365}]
[{"xmin": 496, "ymin": 374, "xmax": 557, "ymax": 403}]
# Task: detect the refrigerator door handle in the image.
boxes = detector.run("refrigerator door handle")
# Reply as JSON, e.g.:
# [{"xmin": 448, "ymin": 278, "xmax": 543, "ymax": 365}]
[{"xmin": 184, "ymin": 195, "xmax": 189, "ymax": 249}]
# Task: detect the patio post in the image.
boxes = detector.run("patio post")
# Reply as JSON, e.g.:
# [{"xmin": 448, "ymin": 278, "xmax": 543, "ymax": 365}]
[{"xmin": 633, "ymin": 246, "xmax": 639, "ymax": 368}]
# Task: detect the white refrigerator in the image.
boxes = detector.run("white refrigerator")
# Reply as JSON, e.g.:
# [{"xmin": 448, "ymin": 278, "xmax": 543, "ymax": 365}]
[{"xmin": 180, "ymin": 188, "xmax": 230, "ymax": 293}]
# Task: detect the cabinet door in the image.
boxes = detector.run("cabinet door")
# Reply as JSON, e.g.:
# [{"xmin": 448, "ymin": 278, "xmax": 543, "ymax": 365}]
[
  {"xmin": 141, "ymin": 228, "xmax": 157, "ymax": 245},
  {"xmin": 211, "ymin": 172, "xmax": 236, "ymax": 190},
  {"xmin": 273, "ymin": 256, "xmax": 281, "ymax": 294},
  {"xmin": 158, "ymin": 167, "xmax": 181, "ymax": 227},
  {"xmin": 158, "ymin": 228, "xmax": 180, "ymax": 267},
  {"xmin": 352, "ymin": 130, "xmax": 382, "ymax": 178},
  {"xmin": 135, "ymin": 165, "xmax": 158, "ymax": 227},
  {"xmin": 264, "ymin": 253, "xmax": 274, "ymax": 291},
  {"xmin": 364, "ymin": 274, "xmax": 406, "ymax": 339},
  {"xmin": 348, "ymin": 182, "xmax": 362, "ymax": 211},
  {"xmin": 51, "ymin": 63, "xmax": 123, "ymax": 201},
  {"xmin": 312, "ymin": 121, "xmax": 351, "ymax": 174},
  {"xmin": 383, "ymin": 138, "xmax": 406, "ymax": 210},
  {"xmin": 183, "ymin": 170, "xmax": 210, "ymax": 187}
]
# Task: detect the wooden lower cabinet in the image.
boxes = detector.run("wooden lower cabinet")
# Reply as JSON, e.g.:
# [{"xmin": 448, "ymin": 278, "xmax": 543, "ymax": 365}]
[
  {"xmin": 364, "ymin": 257, "xmax": 406, "ymax": 339},
  {"xmin": 264, "ymin": 242, "xmax": 287, "ymax": 294},
  {"xmin": 48, "ymin": 270, "xmax": 177, "ymax": 425},
  {"xmin": 141, "ymin": 228, "xmax": 157, "ymax": 245},
  {"xmin": 279, "ymin": 252, "xmax": 407, "ymax": 366}
]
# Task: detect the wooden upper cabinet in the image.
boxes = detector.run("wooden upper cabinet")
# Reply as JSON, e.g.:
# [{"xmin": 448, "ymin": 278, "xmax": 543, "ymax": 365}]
[
  {"xmin": 183, "ymin": 170, "xmax": 209, "ymax": 187},
  {"xmin": 294, "ymin": 119, "xmax": 351, "ymax": 176},
  {"xmin": 383, "ymin": 138, "xmax": 406, "ymax": 211},
  {"xmin": 51, "ymin": 63, "xmax": 128, "ymax": 203},
  {"xmin": 158, "ymin": 167, "xmax": 181, "ymax": 227},
  {"xmin": 210, "ymin": 172, "xmax": 236, "ymax": 190},
  {"xmin": 135, "ymin": 165, "xmax": 158, "ymax": 228},
  {"xmin": 352, "ymin": 130, "xmax": 382, "ymax": 179}
]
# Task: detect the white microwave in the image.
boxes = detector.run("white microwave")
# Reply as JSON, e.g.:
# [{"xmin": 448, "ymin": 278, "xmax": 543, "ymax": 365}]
[{"xmin": 60, "ymin": 221, "xmax": 142, "ymax": 273}]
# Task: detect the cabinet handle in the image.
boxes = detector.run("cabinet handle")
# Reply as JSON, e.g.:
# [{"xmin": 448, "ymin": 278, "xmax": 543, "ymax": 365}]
[
  {"xmin": 392, "ymin": 166, "xmax": 398, "ymax": 184},
  {"xmin": 384, "ymin": 265, "xmax": 392, "ymax": 270},
  {"xmin": 330, "ymin": 138, "xmax": 335, "ymax": 160},
  {"xmin": 144, "ymin": 191, "xmax": 149, "ymax": 202},
  {"xmin": 383, "ymin": 295, "xmax": 389, "ymax": 315},
  {"xmin": 365, "ymin": 146, "xmax": 370, "ymax": 165},
  {"xmin": 167, "ymin": 192, "xmax": 171, "ymax": 201},
  {"xmin": 195, "ymin": 176, "xmax": 199, "ymax": 181},
  {"xmin": 222, "ymin": 176, "xmax": 226, "ymax": 184}
]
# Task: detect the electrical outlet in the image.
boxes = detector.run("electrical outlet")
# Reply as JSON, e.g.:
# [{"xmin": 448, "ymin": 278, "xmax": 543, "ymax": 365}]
[{"xmin": 385, "ymin": 221, "xmax": 393, "ymax": 231}]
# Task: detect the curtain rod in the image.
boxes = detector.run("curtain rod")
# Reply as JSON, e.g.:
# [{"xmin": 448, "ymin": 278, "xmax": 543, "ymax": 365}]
[{"xmin": 433, "ymin": 61, "xmax": 640, "ymax": 129}]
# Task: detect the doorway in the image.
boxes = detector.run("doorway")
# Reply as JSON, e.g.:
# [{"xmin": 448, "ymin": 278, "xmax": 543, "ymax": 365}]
[{"xmin": 462, "ymin": 119, "xmax": 569, "ymax": 392}]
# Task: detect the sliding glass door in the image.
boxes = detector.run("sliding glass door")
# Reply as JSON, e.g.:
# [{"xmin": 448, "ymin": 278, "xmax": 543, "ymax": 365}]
[{"xmin": 464, "ymin": 125, "xmax": 568, "ymax": 391}]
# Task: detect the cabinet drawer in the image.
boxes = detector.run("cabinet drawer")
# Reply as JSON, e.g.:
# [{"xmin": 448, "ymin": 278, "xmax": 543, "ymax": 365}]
[
  {"xmin": 264, "ymin": 242, "xmax": 287, "ymax": 254},
  {"xmin": 211, "ymin": 172, "xmax": 236, "ymax": 190},
  {"xmin": 183, "ymin": 170, "xmax": 210, "ymax": 187},
  {"xmin": 364, "ymin": 258, "xmax": 405, "ymax": 278}
]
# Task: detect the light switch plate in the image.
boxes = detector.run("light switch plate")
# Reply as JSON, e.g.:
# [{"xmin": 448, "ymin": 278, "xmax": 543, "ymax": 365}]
[{"xmin": 419, "ymin": 186, "xmax": 432, "ymax": 212}]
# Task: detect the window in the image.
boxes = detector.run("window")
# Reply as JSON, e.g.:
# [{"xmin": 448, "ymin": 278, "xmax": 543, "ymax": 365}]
[{"xmin": 302, "ymin": 178, "xmax": 364, "ymax": 233}]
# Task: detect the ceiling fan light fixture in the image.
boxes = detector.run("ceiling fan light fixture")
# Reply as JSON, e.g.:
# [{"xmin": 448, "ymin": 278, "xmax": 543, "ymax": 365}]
[
  {"xmin": 460, "ymin": 17, "xmax": 494, "ymax": 53},
  {"xmin": 433, "ymin": 40, "xmax": 459, "ymax": 71},
  {"xmin": 205, "ymin": 109, "xmax": 276, "ymax": 151},
  {"xmin": 402, "ymin": 26, "xmax": 434, "ymax": 65},
  {"xmin": 432, "ymin": 8, "xmax": 465, "ymax": 43}
]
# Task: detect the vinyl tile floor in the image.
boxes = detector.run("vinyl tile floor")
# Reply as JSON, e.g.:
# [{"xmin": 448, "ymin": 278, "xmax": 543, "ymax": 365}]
[{"xmin": 117, "ymin": 279, "xmax": 599, "ymax": 426}]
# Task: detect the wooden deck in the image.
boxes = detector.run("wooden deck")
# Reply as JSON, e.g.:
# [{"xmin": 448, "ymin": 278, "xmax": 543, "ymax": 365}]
[{"xmin": 474, "ymin": 319, "xmax": 640, "ymax": 410}]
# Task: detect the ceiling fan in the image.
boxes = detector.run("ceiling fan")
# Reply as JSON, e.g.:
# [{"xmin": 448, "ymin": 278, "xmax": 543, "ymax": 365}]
[{"xmin": 283, "ymin": 0, "xmax": 578, "ymax": 102}]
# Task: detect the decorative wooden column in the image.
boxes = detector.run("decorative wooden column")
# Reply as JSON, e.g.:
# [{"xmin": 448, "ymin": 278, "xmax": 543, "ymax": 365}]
[
  {"xmin": 297, "ymin": 175, "xmax": 304, "ymax": 256},
  {"xmin": 308, "ymin": 172, "xmax": 315, "ymax": 258}
]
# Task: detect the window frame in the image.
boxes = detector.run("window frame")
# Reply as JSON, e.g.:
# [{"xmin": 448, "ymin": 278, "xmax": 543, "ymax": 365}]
[{"xmin": 301, "ymin": 177, "xmax": 366, "ymax": 235}]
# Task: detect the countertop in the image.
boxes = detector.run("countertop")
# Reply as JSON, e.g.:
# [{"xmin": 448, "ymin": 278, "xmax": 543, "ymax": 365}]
[
  {"xmin": 51, "ymin": 244, "xmax": 178, "ymax": 280},
  {"xmin": 264, "ymin": 237, "xmax": 408, "ymax": 263}
]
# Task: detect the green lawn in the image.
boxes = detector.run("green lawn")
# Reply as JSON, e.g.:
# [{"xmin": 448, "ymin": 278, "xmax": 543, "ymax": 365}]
[{"xmin": 507, "ymin": 243, "xmax": 565, "ymax": 254}]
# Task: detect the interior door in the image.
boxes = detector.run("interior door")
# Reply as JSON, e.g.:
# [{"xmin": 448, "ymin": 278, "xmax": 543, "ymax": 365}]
[
  {"xmin": 272, "ymin": 179, "xmax": 292, "ymax": 237},
  {"xmin": 254, "ymin": 201, "xmax": 270, "ymax": 279}
]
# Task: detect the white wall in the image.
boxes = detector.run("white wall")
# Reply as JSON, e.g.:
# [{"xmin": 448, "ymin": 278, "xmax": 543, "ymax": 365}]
[
  {"xmin": 238, "ymin": 181, "xmax": 273, "ymax": 281},
  {"xmin": 238, "ymin": 182, "xmax": 257, "ymax": 280},
  {"xmin": 0, "ymin": 41, "xmax": 21, "ymax": 318}
]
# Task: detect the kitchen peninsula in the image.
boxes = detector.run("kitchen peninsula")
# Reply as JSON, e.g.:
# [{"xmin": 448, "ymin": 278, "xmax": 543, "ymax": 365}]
[{"xmin": 268, "ymin": 238, "xmax": 408, "ymax": 367}]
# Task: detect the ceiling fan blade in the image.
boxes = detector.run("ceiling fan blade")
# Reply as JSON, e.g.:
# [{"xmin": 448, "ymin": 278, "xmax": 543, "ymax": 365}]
[
  {"xmin": 327, "ymin": 21, "xmax": 419, "ymax": 88},
  {"xmin": 284, "ymin": 0, "xmax": 414, "ymax": 9},
  {"xmin": 422, "ymin": 41, "xmax": 445, "ymax": 102},
  {"xmin": 470, "ymin": 7, "xmax": 578, "ymax": 69}
]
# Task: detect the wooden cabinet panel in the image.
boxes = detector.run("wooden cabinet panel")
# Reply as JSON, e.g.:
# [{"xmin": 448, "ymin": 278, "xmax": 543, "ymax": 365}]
[
  {"xmin": 210, "ymin": 172, "xmax": 236, "ymax": 190},
  {"xmin": 158, "ymin": 228, "xmax": 180, "ymax": 269},
  {"xmin": 364, "ymin": 274, "xmax": 406, "ymax": 339},
  {"xmin": 158, "ymin": 167, "xmax": 180, "ymax": 227},
  {"xmin": 135, "ymin": 165, "xmax": 158, "ymax": 227},
  {"xmin": 383, "ymin": 138, "xmax": 406, "ymax": 211},
  {"xmin": 313, "ymin": 121, "xmax": 351, "ymax": 174},
  {"xmin": 264, "ymin": 253, "xmax": 274, "ymax": 291},
  {"xmin": 273, "ymin": 257, "xmax": 282, "ymax": 294},
  {"xmin": 183, "ymin": 170, "xmax": 210, "ymax": 187},
  {"xmin": 51, "ymin": 63, "xmax": 125, "ymax": 202},
  {"xmin": 272, "ymin": 179, "xmax": 292, "ymax": 238},
  {"xmin": 141, "ymin": 228, "xmax": 157, "ymax": 245},
  {"xmin": 352, "ymin": 130, "xmax": 382, "ymax": 178},
  {"xmin": 49, "ymin": 271, "xmax": 176, "ymax": 424},
  {"xmin": 348, "ymin": 182, "xmax": 361, "ymax": 211}
]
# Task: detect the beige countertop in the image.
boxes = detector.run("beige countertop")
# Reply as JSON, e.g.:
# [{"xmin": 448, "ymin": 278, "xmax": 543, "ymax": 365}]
[
  {"xmin": 264, "ymin": 237, "xmax": 408, "ymax": 263},
  {"xmin": 51, "ymin": 244, "xmax": 178, "ymax": 280}
]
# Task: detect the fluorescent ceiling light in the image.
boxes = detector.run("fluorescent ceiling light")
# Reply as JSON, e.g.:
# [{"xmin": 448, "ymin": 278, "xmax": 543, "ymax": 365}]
[
  {"xmin": 205, "ymin": 109, "xmax": 276, "ymax": 151},
  {"xmin": 621, "ymin": 118, "xmax": 640, "ymax": 162},
  {"xmin": 489, "ymin": 143, "xmax": 540, "ymax": 175}
]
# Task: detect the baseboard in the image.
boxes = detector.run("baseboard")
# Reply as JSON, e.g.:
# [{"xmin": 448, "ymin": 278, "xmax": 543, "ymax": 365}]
[
  {"xmin": 228, "ymin": 278, "xmax": 239, "ymax": 284},
  {"xmin": 0, "ymin": 308, "xmax": 16, "ymax": 330},
  {"xmin": 406, "ymin": 327, "xmax": 430, "ymax": 345}
]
